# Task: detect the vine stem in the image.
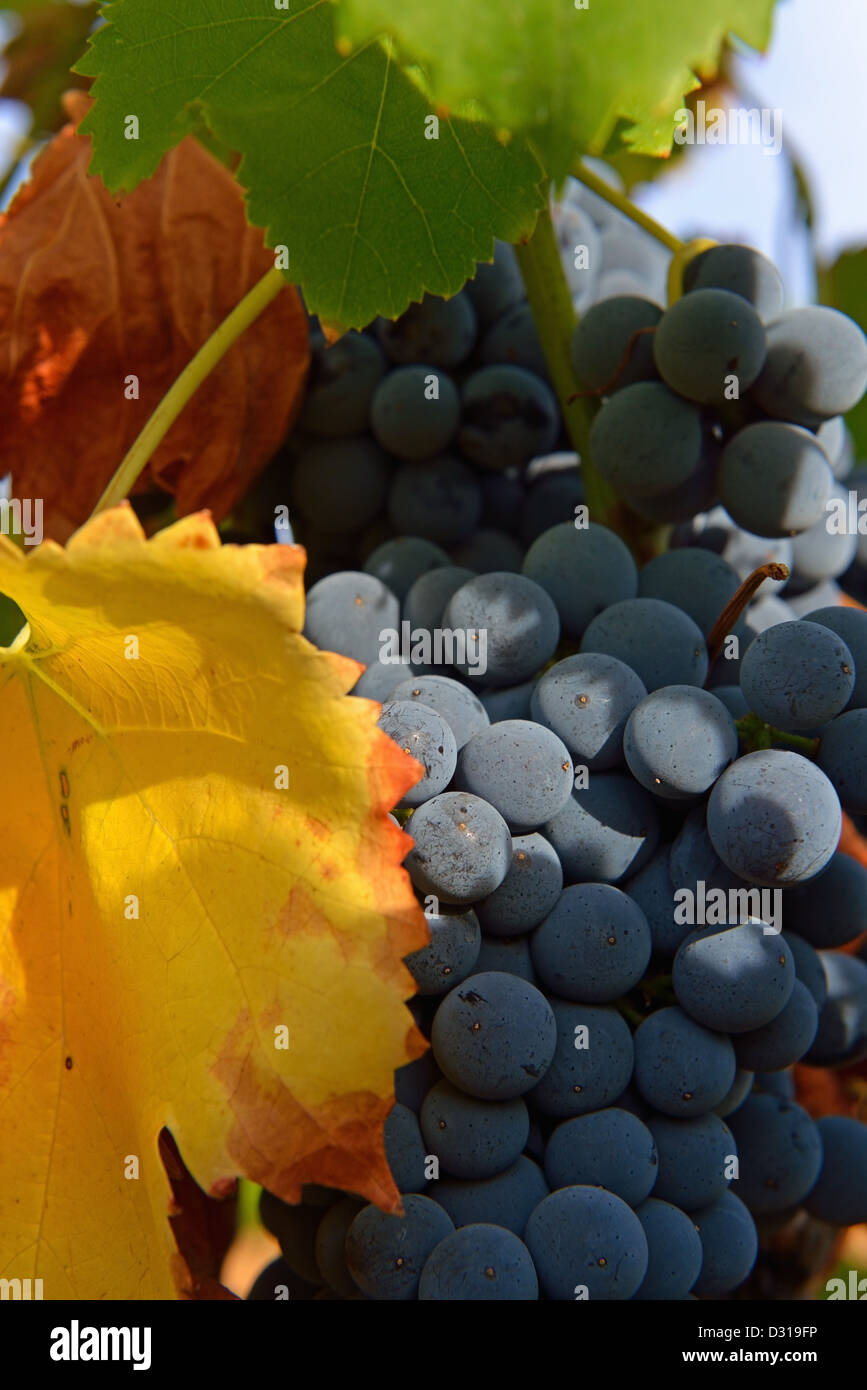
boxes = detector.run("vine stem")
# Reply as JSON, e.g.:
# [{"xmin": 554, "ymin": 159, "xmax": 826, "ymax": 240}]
[
  {"xmin": 90, "ymin": 266, "xmax": 287, "ymax": 517},
  {"xmin": 571, "ymin": 160, "xmax": 685, "ymax": 254},
  {"xmin": 514, "ymin": 204, "xmax": 617, "ymax": 524},
  {"xmin": 735, "ymin": 713, "xmax": 821, "ymax": 759}
]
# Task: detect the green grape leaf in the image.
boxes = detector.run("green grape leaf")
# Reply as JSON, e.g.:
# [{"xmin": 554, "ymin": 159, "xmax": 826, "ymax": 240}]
[
  {"xmin": 819, "ymin": 247, "xmax": 867, "ymax": 460},
  {"xmin": 335, "ymin": 0, "xmax": 776, "ymax": 178},
  {"xmin": 74, "ymin": 0, "xmax": 543, "ymax": 331}
]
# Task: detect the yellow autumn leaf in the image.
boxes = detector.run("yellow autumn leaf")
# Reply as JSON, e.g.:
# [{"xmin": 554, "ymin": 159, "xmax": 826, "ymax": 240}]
[{"xmin": 0, "ymin": 504, "xmax": 426, "ymax": 1300}]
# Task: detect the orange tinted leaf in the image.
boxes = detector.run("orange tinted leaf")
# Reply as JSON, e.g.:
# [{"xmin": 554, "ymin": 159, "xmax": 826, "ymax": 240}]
[
  {"xmin": 0, "ymin": 506, "xmax": 426, "ymax": 1299},
  {"xmin": 0, "ymin": 93, "xmax": 309, "ymax": 541}
]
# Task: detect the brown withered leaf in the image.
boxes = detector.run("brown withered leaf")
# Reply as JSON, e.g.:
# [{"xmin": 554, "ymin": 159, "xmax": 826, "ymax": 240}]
[{"xmin": 0, "ymin": 91, "xmax": 309, "ymax": 541}]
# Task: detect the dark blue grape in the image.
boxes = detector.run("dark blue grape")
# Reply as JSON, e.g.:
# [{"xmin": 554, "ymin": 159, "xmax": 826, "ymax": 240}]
[
  {"xmin": 378, "ymin": 700, "xmax": 457, "ymax": 806},
  {"xmin": 430, "ymin": 971, "xmax": 556, "ymax": 1100},
  {"xmin": 624, "ymin": 685, "xmax": 738, "ymax": 799},
  {"xmin": 803, "ymin": 1116, "xmax": 867, "ymax": 1224},
  {"xmin": 633, "ymin": 1198, "xmax": 703, "ymax": 1301},
  {"xmin": 344, "ymin": 1195, "xmax": 454, "ymax": 1300},
  {"xmin": 314, "ymin": 1197, "xmax": 365, "ymax": 1296},
  {"xmin": 637, "ymin": 547, "xmax": 741, "ymax": 637},
  {"xmin": 653, "ymin": 289, "xmax": 766, "ymax": 405},
  {"xmin": 728, "ymin": 1092, "xmax": 823, "ymax": 1213},
  {"xmin": 570, "ymin": 294, "xmax": 662, "ymax": 392},
  {"xmin": 402, "ymin": 564, "xmax": 477, "ymax": 644},
  {"xmin": 405, "ymin": 792, "xmax": 512, "ymax": 904},
  {"xmin": 623, "ymin": 848, "xmax": 687, "ymax": 957},
  {"xmin": 648, "ymin": 1112, "xmax": 735, "ymax": 1211},
  {"xmin": 474, "ymin": 933, "xmax": 538, "ymax": 983},
  {"xmin": 384, "ymin": 1103, "xmax": 429, "ymax": 1194},
  {"xmin": 781, "ymin": 931, "xmax": 827, "ymax": 1010},
  {"xmin": 531, "ymin": 651, "xmax": 647, "ymax": 770},
  {"xmin": 790, "ymin": 486, "xmax": 857, "ymax": 583},
  {"xmin": 733, "ymin": 981, "xmax": 818, "ymax": 1072},
  {"xmin": 713, "ymin": 684, "xmax": 750, "ymax": 719},
  {"xmin": 465, "ymin": 242, "xmax": 525, "ymax": 327},
  {"xmin": 475, "ymin": 833, "xmax": 563, "ymax": 936},
  {"xmin": 259, "ymin": 1192, "xmax": 324, "ymax": 1285},
  {"xmin": 388, "ymin": 673, "xmax": 489, "ymax": 751},
  {"xmin": 805, "ymin": 952, "xmax": 867, "ymax": 1066},
  {"xmin": 580, "ymin": 598, "xmax": 708, "ymax": 692},
  {"xmin": 364, "ymin": 536, "xmax": 449, "ymax": 602},
  {"xmin": 519, "ymin": 471, "xmax": 585, "ymax": 548},
  {"xmin": 753, "ymin": 1070, "xmax": 795, "ymax": 1100},
  {"xmin": 633, "ymin": 1006, "xmax": 736, "ymax": 1117},
  {"xmin": 543, "ymin": 771, "xmax": 660, "ymax": 883},
  {"xmin": 817, "ymin": 708, "xmax": 867, "ymax": 814},
  {"xmin": 433, "ymin": 1156, "xmax": 549, "ymax": 1237},
  {"xmin": 289, "ymin": 435, "xmax": 392, "ymax": 534},
  {"xmin": 376, "ymin": 291, "xmax": 477, "ymax": 368},
  {"xmin": 304, "ymin": 570, "xmax": 399, "ymax": 666},
  {"xmin": 682, "ymin": 243, "xmax": 784, "ymax": 321},
  {"xmin": 752, "ymin": 306, "xmax": 867, "ymax": 427},
  {"xmin": 454, "ymin": 720, "xmax": 574, "ymax": 832},
  {"xmin": 740, "ymin": 621, "xmax": 855, "ymax": 732},
  {"xmin": 443, "ymin": 572, "xmax": 560, "ymax": 686},
  {"xmin": 419, "ymin": 1224, "xmax": 538, "ymax": 1300},
  {"xmin": 387, "ymin": 454, "xmax": 482, "ymax": 547},
  {"xmin": 480, "ymin": 680, "xmax": 536, "ymax": 723},
  {"xmin": 781, "ymin": 852, "xmax": 867, "ymax": 948},
  {"xmin": 707, "ymin": 750, "xmax": 841, "ymax": 886},
  {"xmin": 370, "ymin": 364, "xmax": 460, "ymax": 459},
  {"xmin": 458, "ymin": 365, "xmax": 559, "ymax": 471},
  {"xmin": 588, "ymin": 382, "xmax": 705, "ymax": 501},
  {"xmin": 482, "ymin": 301, "xmax": 548, "ymax": 379},
  {"xmin": 531, "ymin": 883, "xmax": 652, "ymax": 1003},
  {"xmin": 544, "ymin": 1108, "xmax": 659, "ymax": 1206},
  {"xmin": 300, "ymin": 329, "xmax": 386, "ymax": 435},
  {"xmin": 669, "ymin": 803, "xmax": 747, "ymax": 898},
  {"xmin": 450, "ymin": 528, "xmax": 525, "ymax": 574},
  {"xmin": 528, "ymin": 1000, "xmax": 634, "ymax": 1119},
  {"xmin": 404, "ymin": 906, "xmax": 481, "ymax": 996},
  {"xmin": 394, "ymin": 1051, "xmax": 443, "ymax": 1112},
  {"xmin": 420, "ymin": 1080, "xmax": 529, "ymax": 1180},
  {"xmin": 804, "ymin": 605, "xmax": 867, "ymax": 709},
  {"xmin": 717, "ymin": 421, "xmax": 833, "ymax": 537},
  {"xmin": 525, "ymin": 1186, "xmax": 648, "ymax": 1301},
  {"xmin": 691, "ymin": 1191, "xmax": 758, "ymax": 1295},
  {"xmin": 673, "ymin": 922, "xmax": 795, "ymax": 1033},
  {"xmin": 522, "ymin": 523, "xmax": 638, "ymax": 640},
  {"xmin": 714, "ymin": 1068, "xmax": 755, "ymax": 1119},
  {"xmin": 479, "ymin": 470, "xmax": 526, "ymax": 534}
]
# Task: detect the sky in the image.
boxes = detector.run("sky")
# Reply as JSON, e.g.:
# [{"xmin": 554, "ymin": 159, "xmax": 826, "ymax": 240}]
[
  {"xmin": 0, "ymin": 0, "xmax": 865, "ymax": 302},
  {"xmin": 630, "ymin": 0, "xmax": 867, "ymax": 304}
]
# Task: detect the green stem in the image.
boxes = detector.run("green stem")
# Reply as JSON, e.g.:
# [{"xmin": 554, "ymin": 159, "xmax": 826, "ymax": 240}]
[
  {"xmin": 736, "ymin": 712, "xmax": 821, "ymax": 758},
  {"xmin": 571, "ymin": 160, "xmax": 685, "ymax": 254},
  {"xmin": 514, "ymin": 204, "xmax": 616, "ymax": 525},
  {"xmin": 90, "ymin": 267, "xmax": 287, "ymax": 517},
  {"xmin": 515, "ymin": 200, "xmax": 670, "ymax": 560}
]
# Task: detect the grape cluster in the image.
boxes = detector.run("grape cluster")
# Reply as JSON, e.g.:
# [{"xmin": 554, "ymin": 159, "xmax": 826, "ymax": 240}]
[{"xmin": 248, "ymin": 172, "xmax": 867, "ymax": 1301}]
